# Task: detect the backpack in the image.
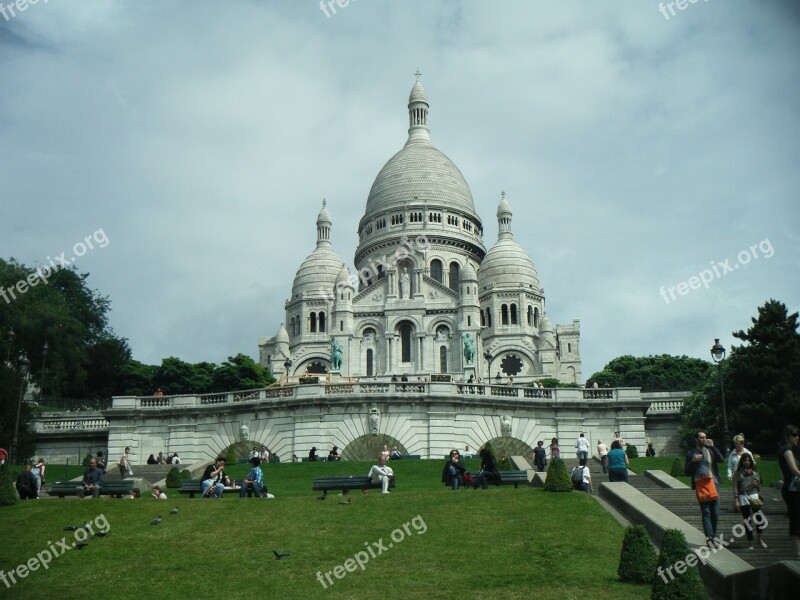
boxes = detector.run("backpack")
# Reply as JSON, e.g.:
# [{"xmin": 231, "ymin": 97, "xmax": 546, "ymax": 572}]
[{"xmin": 571, "ymin": 466, "xmax": 584, "ymax": 488}]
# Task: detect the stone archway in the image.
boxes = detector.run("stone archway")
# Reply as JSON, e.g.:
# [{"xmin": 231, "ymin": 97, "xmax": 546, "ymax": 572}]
[
  {"xmin": 341, "ymin": 434, "xmax": 408, "ymax": 461},
  {"xmin": 480, "ymin": 437, "xmax": 534, "ymax": 462}
]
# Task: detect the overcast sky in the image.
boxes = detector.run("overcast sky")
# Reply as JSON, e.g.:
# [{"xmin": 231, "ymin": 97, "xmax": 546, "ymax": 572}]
[{"xmin": 1, "ymin": 1, "xmax": 798, "ymax": 380}]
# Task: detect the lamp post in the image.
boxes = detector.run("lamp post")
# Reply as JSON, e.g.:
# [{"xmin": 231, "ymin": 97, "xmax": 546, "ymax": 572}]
[
  {"xmin": 39, "ymin": 341, "xmax": 48, "ymax": 403},
  {"xmin": 710, "ymin": 338, "xmax": 730, "ymax": 456},
  {"xmin": 5, "ymin": 328, "xmax": 14, "ymax": 364},
  {"xmin": 10, "ymin": 351, "xmax": 31, "ymax": 465},
  {"xmin": 284, "ymin": 358, "xmax": 293, "ymax": 385},
  {"xmin": 483, "ymin": 351, "xmax": 492, "ymax": 384}
]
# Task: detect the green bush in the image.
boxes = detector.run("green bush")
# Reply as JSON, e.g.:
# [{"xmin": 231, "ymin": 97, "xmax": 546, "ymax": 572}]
[
  {"xmin": 0, "ymin": 466, "xmax": 17, "ymax": 507},
  {"xmin": 543, "ymin": 457, "xmax": 572, "ymax": 492},
  {"xmin": 651, "ymin": 529, "xmax": 707, "ymax": 599},
  {"xmin": 669, "ymin": 458, "xmax": 683, "ymax": 478},
  {"xmin": 617, "ymin": 524, "xmax": 656, "ymax": 584},
  {"xmin": 165, "ymin": 467, "xmax": 182, "ymax": 488},
  {"xmin": 180, "ymin": 469, "xmax": 192, "ymax": 482},
  {"xmin": 625, "ymin": 445, "xmax": 639, "ymax": 459},
  {"xmin": 225, "ymin": 447, "xmax": 238, "ymax": 466},
  {"xmin": 81, "ymin": 453, "xmax": 94, "ymax": 468}
]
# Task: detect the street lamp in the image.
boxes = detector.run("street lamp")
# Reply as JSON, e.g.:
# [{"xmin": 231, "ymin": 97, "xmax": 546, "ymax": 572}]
[
  {"xmin": 710, "ymin": 338, "xmax": 730, "ymax": 456},
  {"xmin": 5, "ymin": 328, "xmax": 14, "ymax": 364},
  {"xmin": 483, "ymin": 351, "xmax": 492, "ymax": 384},
  {"xmin": 40, "ymin": 341, "xmax": 48, "ymax": 403},
  {"xmin": 284, "ymin": 358, "xmax": 293, "ymax": 385},
  {"xmin": 10, "ymin": 351, "xmax": 30, "ymax": 465}
]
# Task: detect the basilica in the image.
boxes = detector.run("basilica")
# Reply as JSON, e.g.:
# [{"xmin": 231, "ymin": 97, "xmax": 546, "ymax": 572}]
[{"xmin": 259, "ymin": 77, "xmax": 582, "ymax": 384}]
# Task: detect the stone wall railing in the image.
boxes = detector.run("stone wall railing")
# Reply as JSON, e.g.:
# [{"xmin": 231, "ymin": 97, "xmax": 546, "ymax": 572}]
[
  {"xmin": 32, "ymin": 414, "xmax": 110, "ymax": 433},
  {"xmin": 646, "ymin": 399, "xmax": 685, "ymax": 413},
  {"xmin": 111, "ymin": 384, "xmax": 653, "ymax": 410}
]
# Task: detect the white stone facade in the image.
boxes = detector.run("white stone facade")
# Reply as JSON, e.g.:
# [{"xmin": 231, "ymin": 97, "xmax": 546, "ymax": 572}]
[{"xmin": 259, "ymin": 77, "xmax": 582, "ymax": 384}]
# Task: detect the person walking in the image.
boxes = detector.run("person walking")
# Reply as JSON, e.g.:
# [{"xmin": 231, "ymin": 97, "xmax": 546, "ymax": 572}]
[
  {"xmin": 575, "ymin": 433, "xmax": 589, "ymax": 462},
  {"xmin": 778, "ymin": 425, "xmax": 800, "ymax": 559},
  {"xmin": 733, "ymin": 454, "xmax": 767, "ymax": 549},
  {"xmin": 533, "ymin": 441, "xmax": 547, "ymax": 472},
  {"xmin": 118, "ymin": 447, "xmax": 132, "ymax": 478},
  {"xmin": 596, "ymin": 440, "xmax": 609, "ymax": 474},
  {"xmin": 607, "ymin": 440, "xmax": 629, "ymax": 482},
  {"xmin": 685, "ymin": 431, "xmax": 724, "ymax": 547}
]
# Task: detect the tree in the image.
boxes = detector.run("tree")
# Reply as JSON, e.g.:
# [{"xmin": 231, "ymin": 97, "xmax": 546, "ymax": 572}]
[
  {"xmin": 679, "ymin": 300, "xmax": 800, "ymax": 452},
  {"xmin": 590, "ymin": 355, "xmax": 712, "ymax": 392},
  {"xmin": 0, "ymin": 364, "xmax": 36, "ymax": 463},
  {"xmin": 651, "ymin": 529, "xmax": 707, "ymax": 599},
  {"xmin": 617, "ymin": 524, "xmax": 657, "ymax": 584},
  {"xmin": 727, "ymin": 300, "xmax": 800, "ymax": 451},
  {"xmin": 210, "ymin": 353, "xmax": 274, "ymax": 392},
  {"xmin": 542, "ymin": 457, "xmax": 572, "ymax": 492}
]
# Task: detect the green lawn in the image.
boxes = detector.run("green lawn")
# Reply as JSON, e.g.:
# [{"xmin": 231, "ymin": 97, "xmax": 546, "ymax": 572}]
[{"xmin": 0, "ymin": 460, "xmax": 653, "ymax": 599}]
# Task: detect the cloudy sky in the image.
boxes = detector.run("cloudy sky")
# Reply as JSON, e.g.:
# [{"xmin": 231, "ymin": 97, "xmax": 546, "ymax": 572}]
[{"xmin": 1, "ymin": 1, "xmax": 798, "ymax": 380}]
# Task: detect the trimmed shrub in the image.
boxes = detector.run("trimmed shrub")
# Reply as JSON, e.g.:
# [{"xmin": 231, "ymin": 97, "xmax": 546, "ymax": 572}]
[
  {"xmin": 0, "ymin": 466, "xmax": 17, "ymax": 507},
  {"xmin": 225, "ymin": 447, "xmax": 238, "ymax": 466},
  {"xmin": 651, "ymin": 529, "xmax": 707, "ymax": 599},
  {"xmin": 625, "ymin": 444, "xmax": 639, "ymax": 459},
  {"xmin": 180, "ymin": 469, "xmax": 192, "ymax": 482},
  {"xmin": 82, "ymin": 453, "xmax": 94, "ymax": 468},
  {"xmin": 543, "ymin": 457, "xmax": 572, "ymax": 492},
  {"xmin": 669, "ymin": 458, "xmax": 683, "ymax": 478},
  {"xmin": 165, "ymin": 467, "xmax": 182, "ymax": 488},
  {"xmin": 617, "ymin": 524, "xmax": 656, "ymax": 583}
]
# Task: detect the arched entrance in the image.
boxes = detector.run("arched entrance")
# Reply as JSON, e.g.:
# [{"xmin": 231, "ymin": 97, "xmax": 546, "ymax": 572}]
[{"xmin": 341, "ymin": 435, "xmax": 408, "ymax": 461}]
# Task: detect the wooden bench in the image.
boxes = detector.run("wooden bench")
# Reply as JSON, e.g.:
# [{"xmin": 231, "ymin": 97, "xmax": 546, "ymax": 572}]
[
  {"xmin": 178, "ymin": 479, "xmax": 245, "ymax": 498},
  {"xmin": 312, "ymin": 475, "xmax": 396, "ymax": 497},
  {"xmin": 496, "ymin": 470, "xmax": 529, "ymax": 488},
  {"xmin": 48, "ymin": 480, "xmax": 135, "ymax": 498}
]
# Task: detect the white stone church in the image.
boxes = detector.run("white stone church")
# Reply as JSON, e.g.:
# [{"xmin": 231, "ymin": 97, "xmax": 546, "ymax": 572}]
[{"xmin": 259, "ymin": 77, "xmax": 582, "ymax": 384}]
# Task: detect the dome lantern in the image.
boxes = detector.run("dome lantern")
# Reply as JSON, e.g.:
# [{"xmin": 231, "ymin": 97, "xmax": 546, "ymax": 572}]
[{"xmin": 407, "ymin": 70, "xmax": 430, "ymax": 144}]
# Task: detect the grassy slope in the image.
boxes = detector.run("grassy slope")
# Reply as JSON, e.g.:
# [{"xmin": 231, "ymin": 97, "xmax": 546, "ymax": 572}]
[{"xmin": 1, "ymin": 460, "xmax": 652, "ymax": 600}]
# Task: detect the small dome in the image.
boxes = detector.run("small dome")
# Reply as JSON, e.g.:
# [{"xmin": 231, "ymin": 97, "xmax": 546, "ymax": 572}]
[
  {"xmin": 292, "ymin": 246, "xmax": 345, "ymax": 299},
  {"xmin": 479, "ymin": 238, "xmax": 540, "ymax": 291},
  {"xmin": 317, "ymin": 199, "xmax": 331, "ymax": 225},
  {"xmin": 540, "ymin": 313, "xmax": 554, "ymax": 333},
  {"xmin": 461, "ymin": 262, "xmax": 478, "ymax": 281},
  {"xmin": 409, "ymin": 79, "xmax": 428, "ymax": 104},
  {"xmin": 275, "ymin": 324, "xmax": 289, "ymax": 344},
  {"xmin": 336, "ymin": 265, "xmax": 354, "ymax": 288}
]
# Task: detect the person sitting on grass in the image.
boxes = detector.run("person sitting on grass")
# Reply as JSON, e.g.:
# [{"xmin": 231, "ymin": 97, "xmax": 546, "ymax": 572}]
[
  {"xmin": 16, "ymin": 463, "xmax": 38, "ymax": 500},
  {"xmin": 390, "ymin": 446, "xmax": 401, "ymax": 460},
  {"xmin": 474, "ymin": 447, "xmax": 501, "ymax": 490},
  {"xmin": 152, "ymin": 485, "xmax": 167, "ymax": 500},
  {"xmin": 76, "ymin": 458, "xmax": 104, "ymax": 499},
  {"xmin": 327, "ymin": 446, "xmax": 340, "ymax": 461},
  {"xmin": 367, "ymin": 453, "xmax": 394, "ymax": 494},
  {"xmin": 240, "ymin": 456, "xmax": 265, "ymax": 498},
  {"xmin": 308, "ymin": 447, "xmax": 319, "ymax": 462},
  {"xmin": 441, "ymin": 449, "xmax": 467, "ymax": 490}
]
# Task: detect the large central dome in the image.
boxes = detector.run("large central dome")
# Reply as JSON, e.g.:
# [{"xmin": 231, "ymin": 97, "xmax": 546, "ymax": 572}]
[
  {"xmin": 364, "ymin": 141, "xmax": 477, "ymax": 217},
  {"xmin": 362, "ymin": 77, "xmax": 478, "ymax": 221}
]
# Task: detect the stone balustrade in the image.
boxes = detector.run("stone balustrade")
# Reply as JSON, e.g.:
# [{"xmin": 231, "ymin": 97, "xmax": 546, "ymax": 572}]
[{"xmin": 31, "ymin": 413, "xmax": 110, "ymax": 433}]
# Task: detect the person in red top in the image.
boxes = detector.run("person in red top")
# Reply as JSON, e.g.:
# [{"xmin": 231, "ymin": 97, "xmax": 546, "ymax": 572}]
[{"xmin": 0, "ymin": 447, "xmax": 7, "ymax": 465}]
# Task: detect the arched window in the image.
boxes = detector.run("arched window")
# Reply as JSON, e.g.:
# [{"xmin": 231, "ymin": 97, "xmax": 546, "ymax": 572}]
[
  {"xmin": 439, "ymin": 346, "xmax": 447, "ymax": 373},
  {"xmin": 399, "ymin": 322, "xmax": 413, "ymax": 363},
  {"xmin": 510, "ymin": 304, "xmax": 518, "ymax": 325},
  {"xmin": 449, "ymin": 262, "xmax": 460, "ymax": 292},
  {"xmin": 534, "ymin": 307, "xmax": 540, "ymax": 328},
  {"xmin": 430, "ymin": 259, "xmax": 443, "ymax": 283},
  {"xmin": 467, "ymin": 316, "xmax": 471, "ymax": 326},
  {"xmin": 486, "ymin": 309, "xmax": 492, "ymax": 328},
  {"xmin": 501, "ymin": 304, "xmax": 509, "ymax": 326},
  {"xmin": 319, "ymin": 312, "xmax": 326, "ymax": 333},
  {"xmin": 480, "ymin": 309, "xmax": 486, "ymax": 327},
  {"xmin": 310, "ymin": 312, "xmax": 317, "ymax": 333},
  {"xmin": 366, "ymin": 349, "xmax": 374, "ymax": 377},
  {"xmin": 527, "ymin": 306, "xmax": 533, "ymax": 326}
]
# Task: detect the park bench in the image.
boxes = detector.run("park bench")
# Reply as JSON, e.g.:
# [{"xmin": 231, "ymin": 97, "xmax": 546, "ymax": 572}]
[
  {"xmin": 312, "ymin": 475, "xmax": 397, "ymax": 497},
  {"xmin": 48, "ymin": 479, "xmax": 135, "ymax": 498},
  {"xmin": 496, "ymin": 470, "xmax": 530, "ymax": 488},
  {"xmin": 178, "ymin": 478, "xmax": 245, "ymax": 498}
]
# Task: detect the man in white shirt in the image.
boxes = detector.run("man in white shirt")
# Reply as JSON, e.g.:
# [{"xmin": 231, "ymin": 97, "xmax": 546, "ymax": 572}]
[
  {"xmin": 596, "ymin": 440, "xmax": 609, "ymax": 474},
  {"xmin": 367, "ymin": 454, "xmax": 394, "ymax": 494},
  {"xmin": 576, "ymin": 433, "xmax": 590, "ymax": 462}
]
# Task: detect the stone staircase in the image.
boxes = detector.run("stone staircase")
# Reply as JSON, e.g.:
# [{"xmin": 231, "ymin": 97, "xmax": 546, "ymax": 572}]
[
  {"xmin": 557, "ymin": 456, "xmax": 796, "ymax": 570},
  {"xmin": 102, "ymin": 464, "xmax": 175, "ymax": 484}
]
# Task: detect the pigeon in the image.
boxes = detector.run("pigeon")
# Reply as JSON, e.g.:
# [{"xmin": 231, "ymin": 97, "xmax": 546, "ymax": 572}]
[
  {"xmin": 317, "ymin": 493, "xmax": 327, "ymax": 501},
  {"xmin": 170, "ymin": 507, "xmax": 178, "ymax": 515},
  {"xmin": 273, "ymin": 550, "xmax": 289, "ymax": 560},
  {"xmin": 94, "ymin": 531, "xmax": 107, "ymax": 538},
  {"xmin": 74, "ymin": 542, "xmax": 88, "ymax": 550},
  {"xmin": 151, "ymin": 516, "xmax": 162, "ymax": 525},
  {"xmin": 63, "ymin": 525, "xmax": 78, "ymax": 531},
  {"xmin": 81, "ymin": 522, "xmax": 92, "ymax": 531}
]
